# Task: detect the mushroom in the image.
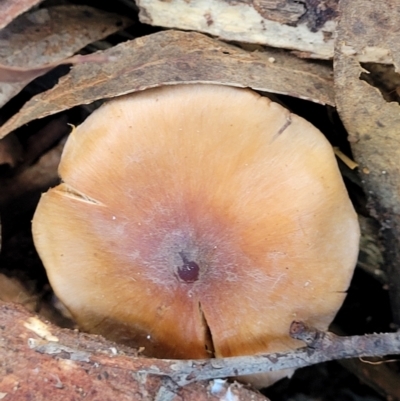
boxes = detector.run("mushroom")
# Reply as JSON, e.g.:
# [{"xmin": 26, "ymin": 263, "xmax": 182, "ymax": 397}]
[{"xmin": 32, "ymin": 84, "xmax": 360, "ymax": 387}]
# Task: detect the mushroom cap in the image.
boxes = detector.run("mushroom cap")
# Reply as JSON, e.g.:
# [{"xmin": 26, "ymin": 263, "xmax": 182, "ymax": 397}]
[{"xmin": 32, "ymin": 84, "xmax": 359, "ymax": 380}]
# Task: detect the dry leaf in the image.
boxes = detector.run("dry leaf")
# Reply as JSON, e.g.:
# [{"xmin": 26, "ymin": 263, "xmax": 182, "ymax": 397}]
[
  {"xmin": 0, "ymin": 53, "xmax": 113, "ymax": 84},
  {"xmin": 0, "ymin": 119, "xmax": 69, "ymax": 208},
  {"xmin": 334, "ymin": 0, "xmax": 400, "ymax": 322},
  {"xmin": 0, "ymin": 134, "xmax": 22, "ymax": 168},
  {"xmin": 0, "ymin": 274, "xmax": 36, "ymax": 310},
  {"xmin": 0, "ymin": 0, "xmax": 43, "ymax": 30},
  {"xmin": 0, "ymin": 6, "xmax": 132, "ymax": 107},
  {"xmin": 0, "ymin": 30, "xmax": 334, "ymax": 140},
  {"xmin": 137, "ymin": 0, "xmax": 337, "ymax": 59}
]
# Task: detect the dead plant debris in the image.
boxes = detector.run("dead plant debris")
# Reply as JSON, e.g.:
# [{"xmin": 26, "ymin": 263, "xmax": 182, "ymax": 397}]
[{"xmin": 1, "ymin": 1, "xmax": 400, "ymax": 400}]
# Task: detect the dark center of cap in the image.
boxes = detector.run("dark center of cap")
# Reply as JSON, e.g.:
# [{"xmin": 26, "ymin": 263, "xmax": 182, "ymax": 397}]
[{"xmin": 177, "ymin": 251, "xmax": 200, "ymax": 283}]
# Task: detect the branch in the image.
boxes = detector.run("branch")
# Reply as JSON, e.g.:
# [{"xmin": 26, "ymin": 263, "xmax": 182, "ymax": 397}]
[
  {"xmin": 127, "ymin": 321, "xmax": 400, "ymax": 386},
  {"xmin": 2, "ymin": 301, "xmax": 400, "ymax": 400},
  {"xmin": 29, "ymin": 320, "xmax": 400, "ymax": 387}
]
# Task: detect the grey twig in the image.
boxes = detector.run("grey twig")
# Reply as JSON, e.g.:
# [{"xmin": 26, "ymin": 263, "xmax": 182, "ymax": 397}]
[
  {"xmin": 33, "ymin": 321, "xmax": 400, "ymax": 387},
  {"xmin": 155, "ymin": 322, "xmax": 400, "ymax": 386}
]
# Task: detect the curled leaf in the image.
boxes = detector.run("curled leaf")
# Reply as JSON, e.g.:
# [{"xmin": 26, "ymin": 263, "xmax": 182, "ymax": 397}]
[
  {"xmin": 0, "ymin": 6, "xmax": 132, "ymax": 107},
  {"xmin": 0, "ymin": 30, "xmax": 334, "ymax": 139},
  {"xmin": 0, "ymin": 54, "xmax": 114, "ymax": 84},
  {"xmin": 0, "ymin": 0, "xmax": 43, "ymax": 30}
]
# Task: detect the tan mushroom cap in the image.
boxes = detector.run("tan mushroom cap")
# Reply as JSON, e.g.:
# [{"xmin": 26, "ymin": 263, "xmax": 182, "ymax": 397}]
[{"xmin": 32, "ymin": 84, "xmax": 359, "ymax": 378}]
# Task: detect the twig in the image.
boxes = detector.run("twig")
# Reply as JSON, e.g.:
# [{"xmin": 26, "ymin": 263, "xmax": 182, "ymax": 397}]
[{"xmin": 32, "ymin": 321, "xmax": 400, "ymax": 387}]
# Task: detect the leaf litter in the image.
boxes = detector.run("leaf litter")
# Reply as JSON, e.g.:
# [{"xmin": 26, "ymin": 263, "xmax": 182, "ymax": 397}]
[
  {"xmin": 0, "ymin": 5, "xmax": 132, "ymax": 107},
  {"xmin": 0, "ymin": 29, "xmax": 334, "ymax": 139}
]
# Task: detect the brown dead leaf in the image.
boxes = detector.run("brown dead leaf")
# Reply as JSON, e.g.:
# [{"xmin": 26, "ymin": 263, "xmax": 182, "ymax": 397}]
[
  {"xmin": 0, "ymin": 134, "xmax": 22, "ymax": 168},
  {"xmin": 0, "ymin": 30, "xmax": 334, "ymax": 140},
  {"xmin": 334, "ymin": 0, "xmax": 400, "ymax": 323},
  {"xmin": 0, "ymin": 119, "xmax": 69, "ymax": 208},
  {"xmin": 0, "ymin": 53, "xmax": 113, "ymax": 83},
  {"xmin": 0, "ymin": 6, "xmax": 132, "ymax": 107},
  {"xmin": 0, "ymin": 274, "xmax": 36, "ymax": 310},
  {"xmin": 137, "ymin": 0, "xmax": 337, "ymax": 59},
  {"xmin": 0, "ymin": 274, "xmax": 75, "ymax": 328},
  {"xmin": 0, "ymin": 0, "xmax": 43, "ymax": 30}
]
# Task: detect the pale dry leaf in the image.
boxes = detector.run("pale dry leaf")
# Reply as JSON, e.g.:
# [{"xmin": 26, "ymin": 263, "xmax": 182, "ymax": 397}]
[
  {"xmin": 137, "ymin": 0, "xmax": 338, "ymax": 59},
  {"xmin": 0, "ymin": 5, "xmax": 132, "ymax": 107},
  {"xmin": 0, "ymin": 0, "xmax": 43, "ymax": 30},
  {"xmin": 0, "ymin": 30, "xmax": 334, "ymax": 139},
  {"xmin": 334, "ymin": 0, "xmax": 400, "ymax": 322}
]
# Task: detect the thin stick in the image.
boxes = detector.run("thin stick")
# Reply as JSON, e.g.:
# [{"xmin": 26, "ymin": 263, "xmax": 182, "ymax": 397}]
[
  {"xmin": 33, "ymin": 321, "xmax": 400, "ymax": 386},
  {"xmin": 153, "ymin": 322, "xmax": 400, "ymax": 385}
]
